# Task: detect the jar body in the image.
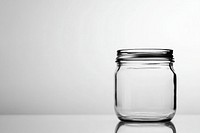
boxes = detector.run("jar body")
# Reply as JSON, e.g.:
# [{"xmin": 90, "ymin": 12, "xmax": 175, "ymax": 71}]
[{"xmin": 115, "ymin": 49, "xmax": 176, "ymax": 122}]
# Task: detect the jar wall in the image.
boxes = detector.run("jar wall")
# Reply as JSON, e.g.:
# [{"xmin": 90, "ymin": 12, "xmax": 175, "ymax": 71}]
[{"xmin": 115, "ymin": 61, "xmax": 176, "ymax": 122}]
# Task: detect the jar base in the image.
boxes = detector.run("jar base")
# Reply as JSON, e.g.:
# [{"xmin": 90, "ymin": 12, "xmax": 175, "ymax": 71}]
[{"xmin": 116, "ymin": 112, "xmax": 175, "ymax": 122}]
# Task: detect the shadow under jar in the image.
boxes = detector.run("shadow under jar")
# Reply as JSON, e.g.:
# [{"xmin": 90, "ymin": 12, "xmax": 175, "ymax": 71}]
[{"xmin": 115, "ymin": 49, "xmax": 177, "ymax": 122}]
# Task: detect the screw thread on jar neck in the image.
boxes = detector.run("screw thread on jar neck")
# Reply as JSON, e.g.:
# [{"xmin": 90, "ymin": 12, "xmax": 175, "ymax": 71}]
[{"xmin": 116, "ymin": 49, "xmax": 174, "ymax": 63}]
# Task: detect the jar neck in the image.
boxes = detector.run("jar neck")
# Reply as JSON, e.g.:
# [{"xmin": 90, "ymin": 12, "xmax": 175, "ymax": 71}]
[
  {"xmin": 117, "ymin": 60, "xmax": 173, "ymax": 67},
  {"xmin": 116, "ymin": 49, "xmax": 174, "ymax": 63}
]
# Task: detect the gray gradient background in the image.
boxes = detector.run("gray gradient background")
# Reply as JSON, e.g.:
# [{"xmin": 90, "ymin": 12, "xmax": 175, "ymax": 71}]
[{"xmin": 0, "ymin": 0, "xmax": 200, "ymax": 114}]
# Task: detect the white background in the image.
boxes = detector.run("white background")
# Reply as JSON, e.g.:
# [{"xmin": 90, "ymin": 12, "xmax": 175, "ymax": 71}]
[{"xmin": 0, "ymin": 0, "xmax": 200, "ymax": 114}]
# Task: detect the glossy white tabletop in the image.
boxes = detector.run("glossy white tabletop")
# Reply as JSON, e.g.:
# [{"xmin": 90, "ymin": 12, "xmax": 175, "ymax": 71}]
[{"xmin": 0, "ymin": 115, "xmax": 199, "ymax": 133}]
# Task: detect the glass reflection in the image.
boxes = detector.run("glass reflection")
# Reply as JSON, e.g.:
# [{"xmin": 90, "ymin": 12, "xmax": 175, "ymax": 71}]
[{"xmin": 115, "ymin": 121, "xmax": 176, "ymax": 133}]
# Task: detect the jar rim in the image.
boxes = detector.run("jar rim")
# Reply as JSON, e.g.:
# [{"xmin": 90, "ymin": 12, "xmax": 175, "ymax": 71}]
[
  {"xmin": 117, "ymin": 48, "xmax": 173, "ymax": 53},
  {"xmin": 116, "ymin": 48, "xmax": 174, "ymax": 62}
]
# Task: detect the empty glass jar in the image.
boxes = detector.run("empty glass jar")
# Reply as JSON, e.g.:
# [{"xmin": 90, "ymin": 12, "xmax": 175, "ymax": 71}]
[{"xmin": 115, "ymin": 49, "xmax": 177, "ymax": 122}]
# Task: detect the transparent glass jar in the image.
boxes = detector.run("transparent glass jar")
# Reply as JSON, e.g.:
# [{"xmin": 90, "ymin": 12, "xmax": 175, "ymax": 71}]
[{"xmin": 115, "ymin": 49, "xmax": 177, "ymax": 122}]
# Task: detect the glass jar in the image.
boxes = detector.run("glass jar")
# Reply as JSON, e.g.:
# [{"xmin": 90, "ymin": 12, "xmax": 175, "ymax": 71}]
[{"xmin": 115, "ymin": 49, "xmax": 177, "ymax": 122}]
